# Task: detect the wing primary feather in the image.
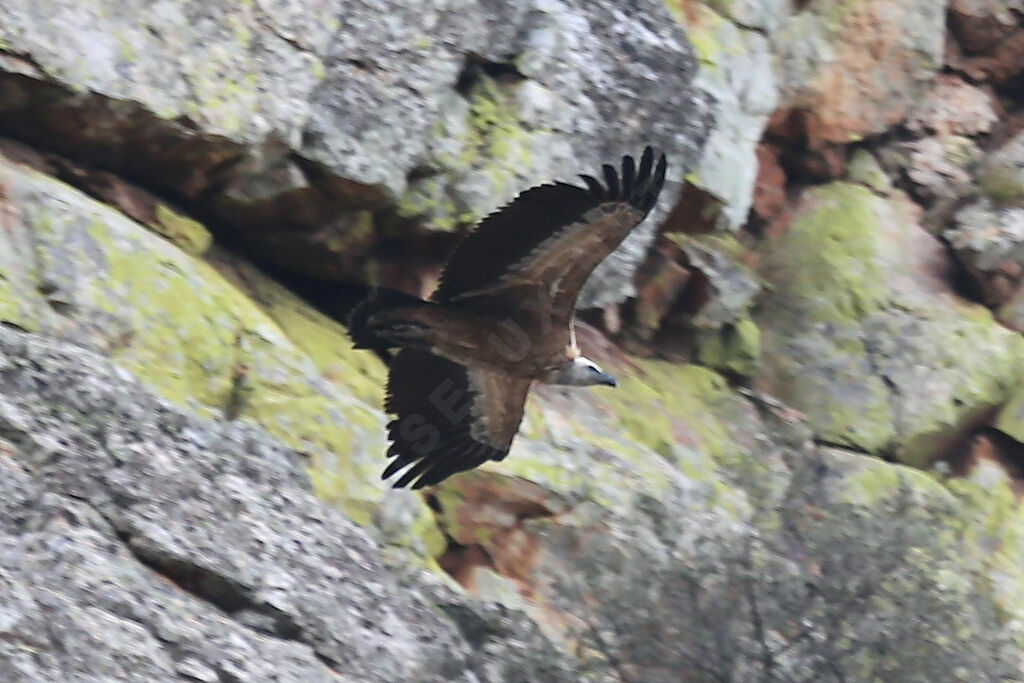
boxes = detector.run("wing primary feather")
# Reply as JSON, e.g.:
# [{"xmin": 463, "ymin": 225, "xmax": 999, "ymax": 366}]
[
  {"xmin": 654, "ymin": 152, "xmax": 667, "ymax": 188},
  {"xmin": 579, "ymin": 174, "xmax": 605, "ymax": 198},
  {"xmin": 621, "ymin": 155, "xmax": 636, "ymax": 197},
  {"xmin": 602, "ymin": 164, "xmax": 620, "ymax": 198},
  {"xmin": 393, "ymin": 456, "xmax": 441, "ymax": 489},
  {"xmin": 451, "ymin": 441, "xmax": 492, "ymax": 471},
  {"xmin": 642, "ymin": 153, "xmax": 668, "ymax": 213},
  {"xmin": 636, "ymin": 146, "xmax": 654, "ymax": 189},
  {"xmin": 413, "ymin": 443, "xmax": 488, "ymax": 489},
  {"xmin": 382, "ymin": 453, "xmax": 415, "ymax": 479},
  {"xmin": 392, "ymin": 433, "xmax": 478, "ymax": 488}
]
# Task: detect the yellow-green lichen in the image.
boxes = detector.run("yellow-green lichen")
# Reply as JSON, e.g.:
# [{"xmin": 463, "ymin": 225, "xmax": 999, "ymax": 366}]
[
  {"xmin": 996, "ymin": 387, "xmax": 1024, "ymax": 444},
  {"xmin": 847, "ymin": 149, "xmax": 890, "ymax": 194},
  {"xmin": 668, "ymin": 2, "xmax": 752, "ymax": 77},
  {"xmin": 773, "ymin": 183, "xmax": 894, "ymax": 324},
  {"xmin": 0, "ymin": 272, "xmax": 43, "ymax": 332},
  {"xmin": 219, "ymin": 259, "xmax": 386, "ymax": 406},
  {"xmin": 397, "ymin": 75, "xmax": 542, "ymax": 230},
  {"xmin": 216, "ymin": 262, "xmax": 445, "ymax": 562},
  {"xmin": 310, "ymin": 57, "xmax": 326, "ymax": 81},
  {"xmin": 839, "ymin": 455, "xmax": 947, "ymax": 507},
  {"xmin": 696, "ymin": 318, "xmax": 761, "ymax": 378},
  {"xmin": 397, "ymin": 176, "xmax": 476, "ymax": 230},
  {"xmin": 601, "ymin": 360, "xmax": 735, "ymax": 461},
  {"xmin": 978, "ymin": 166, "xmax": 1024, "ymax": 204},
  {"xmin": 466, "ymin": 78, "xmax": 534, "ymax": 174},
  {"xmin": 117, "ymin": 35, "xmax": 138, "ymax": 64},
  {"xmin": 946, "ymin": 473, "xmax": 1024, "ymax": 627},
  {"xmin": 153, "ymin": 203, "xmax": 213, "ymax": 255},
  {"xmin": 63, "ymin": 218, "xmax": 235, "ymax": 409},
  {"xmin": 182, "ymin": 48, "xmax": 261, "ymax": 136},
  {"xmin": 690, "ymin": 30, "xmax": 724, "ymax": 69},
  {"xmin": 0, "ymin": 195, "xmax": 50, "ymax": 332},
  {"xmin": 7, "ymin": 156, "xmax": 450, "ymax": 564},
  {"xmin": 469, "ymin": 360, "xmax": 746, "ymax": 518}
]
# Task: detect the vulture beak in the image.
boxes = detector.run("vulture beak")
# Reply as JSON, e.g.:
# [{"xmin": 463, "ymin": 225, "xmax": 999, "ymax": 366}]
[{"xmin": 599, "ymin": 372, "xmax": 618, "ymax": 387}]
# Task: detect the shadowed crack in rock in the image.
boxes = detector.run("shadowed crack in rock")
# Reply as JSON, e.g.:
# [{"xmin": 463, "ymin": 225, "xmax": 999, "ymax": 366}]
[{"xmin": 122, "ymin": 535, "xmax": 304, "ymax": 641}]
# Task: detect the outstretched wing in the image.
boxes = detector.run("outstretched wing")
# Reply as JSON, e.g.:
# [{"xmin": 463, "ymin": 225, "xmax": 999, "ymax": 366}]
[
  {"xmin": 432, "ymin": 147, "xmax": 668, "ymax": 323},
  {"xmin": 382, "ymin": 349, "xmax": 531, "ymax": 489}
]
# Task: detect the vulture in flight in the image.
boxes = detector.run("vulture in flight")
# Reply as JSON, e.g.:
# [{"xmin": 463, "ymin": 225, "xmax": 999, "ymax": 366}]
[{"xmin": 348, "ymin": 146, "xmax": 668, "ymax": 488}]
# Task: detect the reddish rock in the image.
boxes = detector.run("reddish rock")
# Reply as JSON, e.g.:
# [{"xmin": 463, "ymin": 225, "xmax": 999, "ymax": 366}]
[
  {"xmin": 752, "ymin": 144, "xmax": 787, "ymax": 222},
  {"xmin": 432, "ymin": 472, "xmax": 570, "ymax": 600},
  {"xmin": 765, "ymin": 107, "xmax": 808, "ymax": 143},
  {"xmin": 949, "ymin": 29, "xmax": 1024, "ymax": 85},
  {"xmin": 955, "ymin": 427, "xmax": 1024, "ymax": 498},
  {"xmin": 632, "ymin": 245, "xmax": 693, "ymax": 339},
  {"xmin": 801, "ymin": 145, "xmax": 849, "ymax": 182},
  {"xmin": 659, "ymin": 181, "xmax": 727, "ymax": 236},
  {"xmin": 775, "ymin": 0, "xmax": 945, "ymax": 148},
  {"xmin": 438, "ymin": 544, "xmax": 493, "ymax": 590},
  {"xmin": 948, "ymin": 0, "xmax": 1023, "ymax": 55}
]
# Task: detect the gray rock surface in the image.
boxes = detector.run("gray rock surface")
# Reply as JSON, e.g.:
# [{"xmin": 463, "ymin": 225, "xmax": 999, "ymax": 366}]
[
  {"xmin": 3, "ymin": 303, "xmax": 1023, "ymax": 682},
  {"xmin": 431, "ymin": 382, "xmax": 1024, "ymax": 682},
  {"xmin": 2, "ymin": 1, "xmax": 1024, "ymax": 680},
  {"xmin": 0, "ymin": 327, "xmax": 579, "ymax": 682},
  {"xmin": 902, "ymin": 135, "xmax": 979, "ymax": 204},
  {"xmin": 0, "ymin": 0, "xmax": 713, "ymax": 308},
  {"xmin": 672, "ymin": 4, "xmax": 779, "ymax": 231},
  {"xmin": 756, "ymin": 182, "xmax": 1024, "ymax": 465},
  {"xmin": 977, "ymin": 129, "xmax": 1024, "ymax": 205},
  {"xmin": 905, "ymin": 76, "xmax": 998, "ymax": 138},
  {"xmin": 947, "ymin": 200, "xmax": 1024, "ymax": 305},
  {"xmin": 771, "ymin": 0, "xmax": 945, "ymax": 145}
]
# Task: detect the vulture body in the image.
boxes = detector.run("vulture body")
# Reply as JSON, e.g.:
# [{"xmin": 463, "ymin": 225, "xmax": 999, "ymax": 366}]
[{"xmin": 348, "ymin": 147, "xmax": 668, "ymax": 488}]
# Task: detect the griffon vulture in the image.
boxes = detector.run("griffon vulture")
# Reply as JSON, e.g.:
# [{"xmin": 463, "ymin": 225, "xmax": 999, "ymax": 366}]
[{"xmin": 348, "ymin": 146, "xmax": 668, "ymax": 488}]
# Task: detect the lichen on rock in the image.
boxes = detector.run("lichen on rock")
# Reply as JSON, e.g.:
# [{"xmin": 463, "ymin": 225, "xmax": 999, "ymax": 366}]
[
  {"xmin": 758, "ymin": 181, "xmax": 1024, "ymax": 463},
  {"xmin": 0, "ymin": 150, "xmax": 445, "ymax": 564},
  {"xmin": 667, "ymin": 2, "xmax": 779, "ymax": 231},
  {"xmin": 3, "ymin": 0, "xmax": 1024, "ymax": 677}
]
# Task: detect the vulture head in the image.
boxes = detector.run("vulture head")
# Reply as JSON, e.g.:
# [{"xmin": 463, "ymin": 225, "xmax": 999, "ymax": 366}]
[{"xmin": 545, "ymin": 357, "xmax": 617, "ymax": 387}]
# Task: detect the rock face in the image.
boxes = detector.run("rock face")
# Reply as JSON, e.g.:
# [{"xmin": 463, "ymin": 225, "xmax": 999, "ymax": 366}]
[
  {"xmin": 0, "ymin": 0, "xmax": 713, "ymax": 308},
  {"xmin": 0, "ymin": 327, "xmax": 585, "ymax": 682},
  {"xmin": 2, "ymin": 0, "xmax": 1024, "ymax": 680},
  {"xmin": 771, "ymin": 0, "xmax": 946, "ymax": 147},
  {"xmin": 0, "ymin": 150, "xmax": 447, "ymax": 559},
  {"xmin": 668, "ymin": 2, "xmax": 779, "ymax": 232},
  {"xmin": 756, "ymin": 182, "xmax": 1023, "ymax": 465},
  {"xmin": 3, "ymin": 326, "xmax": 1024, "ymax": 681}
]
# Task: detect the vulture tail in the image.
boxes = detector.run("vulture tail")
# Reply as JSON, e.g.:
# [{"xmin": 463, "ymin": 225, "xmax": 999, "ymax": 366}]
[{"xmin": 347, "ymin": 288, "xmax": 432, "ymax": 364}]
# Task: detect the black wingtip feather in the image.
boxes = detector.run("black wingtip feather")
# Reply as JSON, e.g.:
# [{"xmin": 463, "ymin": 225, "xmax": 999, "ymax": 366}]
[
  {"xmin": 641, "ymin": 153, "xmax": 668, "ymax": 213},
  {"xmin": 411, "ymin": 443, "xmax": 486, "ymax": 489},
  {"xmin": 637, "ymin": 146, "xmax": 654, "ymax": 186},
  {"xmin": 582, "ymin": 145, "xmax": 667, "ymax": 215},
  {"xmin": 602, "ymin": 164, "xmax": 620, "ymax": 198},
  {"xmin": 654, "ymin": 153, "xmax": 667, "ymax": 188},
  {"xmin": 382, "ymin": 450, "xmax": 413, "ymax": 479},
  {"xmin": 621, "ymin": 155, "xmax": 636, "ymax": 197},
  {"xmin": 579, "ymin": 174, "xmax": 605, "ymax": 198},
  {"xmin": 394, "ymin": 456, "xmax": 438, "ymax": 489}
]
